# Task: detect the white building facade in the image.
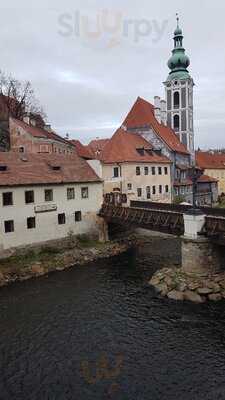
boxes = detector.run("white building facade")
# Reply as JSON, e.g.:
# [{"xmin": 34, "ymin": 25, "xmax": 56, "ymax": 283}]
[
  {"xmin": 0, "ymin": 183, "xmax": 103, "ymax": 251},
  {"xmin": 0, "ymin": 153, "xmax": 103, "ymax": 252}
]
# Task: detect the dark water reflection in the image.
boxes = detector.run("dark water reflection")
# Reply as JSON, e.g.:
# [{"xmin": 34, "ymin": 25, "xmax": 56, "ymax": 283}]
[{"xmin": 0, "ymin": 248, "xmax": 225, "ymax": 399}]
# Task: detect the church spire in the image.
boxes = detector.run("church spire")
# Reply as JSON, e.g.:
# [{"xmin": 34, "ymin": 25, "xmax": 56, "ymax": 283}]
[
  {"xmin": 167, "ymin": 15, "xmax": 191, "ymax": 81},
  {"xmin": 176, "ymin": 13, "xmax": 180, "ymax": 30}
]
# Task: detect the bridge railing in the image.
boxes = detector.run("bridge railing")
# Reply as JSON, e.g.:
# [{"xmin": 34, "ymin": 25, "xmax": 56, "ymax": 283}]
[
  {"xmin": 99, "ymin": 203, "xmax": 184, "ymax": 236},
  {"xmin": 204, "ymin": 216, "xmax": 225, "ymax": 237},
  {"xmin": 130, "ymin": 200, "xmax": 225, "ymax": 218}
]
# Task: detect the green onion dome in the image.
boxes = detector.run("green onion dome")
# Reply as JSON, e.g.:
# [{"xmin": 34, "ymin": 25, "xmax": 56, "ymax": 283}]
[{"xmin": 167, "ymin": 16, "xmax": 191, "ymax": 81}]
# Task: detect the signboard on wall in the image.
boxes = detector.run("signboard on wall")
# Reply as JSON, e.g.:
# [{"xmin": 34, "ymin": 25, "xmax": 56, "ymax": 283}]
[{"xmin": 34, "ymin": 204, "xmax": 57, "ymax": 213}]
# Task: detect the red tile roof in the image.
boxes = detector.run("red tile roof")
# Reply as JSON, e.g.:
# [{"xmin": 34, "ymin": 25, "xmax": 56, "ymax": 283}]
[
  {"xmin": 196, "ymin": 151, "xmax": 225, "ymax": 170},
  {"xmin": 174, "ymin": 179, "xmax": 193, "ymax": 186},
  {"xmin": 0, "ymin": 153, "xmax": 101, "ymax": 187},
  {"xmin": 123, "ymin": 97, "xmax": 189, "ymax": 155},
  {"xmin": 69, "ymin": 140, "xmax": 93, "ymax": 159},
  {"xmin": 88, "ymin": 139, "xmax": 110, "ymax": 153},
  {"xmin": 197, "ymin": 174, "xmax": 218, "ymax": 183},
  {"xmin": 174, "ymin": 175, "xmax": 218, "ymax": 187},
  {"xmin": 100, "ymin": 127, "xmax": 171, "ymax": 164},
  {"xmin": 11, "ymin": 118, "xmax": 72, "ymax": 146},
  {"xmin": 86, "ymin": 139, "xmax": 110, "ymax": 160}
]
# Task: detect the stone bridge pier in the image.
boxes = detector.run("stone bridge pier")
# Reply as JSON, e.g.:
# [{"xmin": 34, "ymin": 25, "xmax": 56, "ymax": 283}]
[{"xmin": 182, "ymin": 211, "xmax": 225, "ymax": 276}]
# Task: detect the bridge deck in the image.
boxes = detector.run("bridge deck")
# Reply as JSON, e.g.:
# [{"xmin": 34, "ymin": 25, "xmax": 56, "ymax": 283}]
[
  {"xmin": 99, "ymin": 204, "xmax": 184, "ymax": 236},
  {"xmin": 99, "ymin": 202, "xmax": 225, "ymax": 242}
]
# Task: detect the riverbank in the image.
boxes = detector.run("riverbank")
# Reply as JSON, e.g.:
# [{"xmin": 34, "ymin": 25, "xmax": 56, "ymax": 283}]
[
  {"xmin": 0, "ymin": 236, "xmax": 136, "ymax": 288},
  {"xmin": 150, "ymin": 267, "xmax": 225, "ymax": 303}
]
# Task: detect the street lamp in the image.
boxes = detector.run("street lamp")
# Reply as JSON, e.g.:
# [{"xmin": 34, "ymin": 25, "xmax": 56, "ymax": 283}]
[{"xmin": 189, "ymin": 166, "xmax": 203, "ymax": 212}]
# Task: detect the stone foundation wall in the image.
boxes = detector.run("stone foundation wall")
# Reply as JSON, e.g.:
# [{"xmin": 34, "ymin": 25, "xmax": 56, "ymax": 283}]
[{"xmin": 182, "ymin": 237, "xmax": 225, "ymax": 276}]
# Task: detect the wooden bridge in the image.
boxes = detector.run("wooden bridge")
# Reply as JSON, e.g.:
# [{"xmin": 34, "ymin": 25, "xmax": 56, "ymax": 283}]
[{"xmin": 99, "ymin": 196, "xmax": 225, "ymax": 241}]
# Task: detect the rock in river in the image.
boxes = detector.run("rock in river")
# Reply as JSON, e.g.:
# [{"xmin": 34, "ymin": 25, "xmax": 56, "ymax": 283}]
[
  {"xmin": 184, "ymin": 290, "xmax": 204, "ymax": 303},
  {"xmin": 167, "ymin": 290, "xmax": 184, "ymax": 301}
]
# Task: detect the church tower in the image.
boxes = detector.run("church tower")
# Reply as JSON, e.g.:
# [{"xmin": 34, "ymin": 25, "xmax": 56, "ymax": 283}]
[{"xmin": 164, "ymin": 16, "xmax": 195, "ymax": 162}]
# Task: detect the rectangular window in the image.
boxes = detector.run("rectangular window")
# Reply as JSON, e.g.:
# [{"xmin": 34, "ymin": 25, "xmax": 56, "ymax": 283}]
[
  {"xmin": 144, "ymin": 167, "xmax": 149, "ymax": 175},
  {"xmin": 27, "ymin": 217, "xmax": 36, "ymax": 229},
  {"xmin": 181, "ymin": 171, "xmax": 186, "ymax": 180},
  {"xmin": 146, "ymin": 186, "xmax": 151, "ymax": 199},
  {"xmin": 137, "ymin": 188, "xmax": 142, "ymax": 197},
  {"xmin": 167, "ymin": 90, "xmax": 172, "ymax": 111},
  {"xmin": 127, "ymin": 183, "xmax": 132, "ymax": 190},
  {"xmin": 2, "ymin": 192, "xmax": 13, "ymax": 206},
  {"xmin": 4, "ymin": 220, "xmax": 14, "ymax": 233},
  {"xmin": 152, "ymin": 167, "xmax": 156, "ymax": 175},
  {"xmin": 164, "ymin": 167, "xmax": 168, "ymax": 175},
  {"xmin": 181, "ymin": 87, "xmax": 186, "ymax": 108},
  {"xmin": 152, "ymin": 186, "xmax": 156, "ymax": 195},
  {"xmin": 67, "ymin": 188, "xmax": 75, "ymax": 200},
  {"xmin": 45, "ymin": 189, "xmax": 53, "ymax": 202},
  {"xmin": 58, "ymin": 213, "xmax": 66, "ymax": 225},
  {"xmin": 113, "ymin": 167, "xmax": 119, "ymax": 178},
  {"xmin": 181, "ymin": 110, "xmax": 187, "ymax": 131},
  {"xmin": 136, "ymin": 167, "xmax": 141, "ymax": 176},
  {"xmin": 25, "ymin": 190, "xmax": 34, "ymax": 204},
  {"xmin": 159, "ymin": 185, "xmax": 162, "ymax": 194},
  {"xmin": 165, "ymin": 185, "xmax": 169, "ymax": 193},
  {"xmin": 158, "ymin": 167, "xmax": 162, "ymax": 175},
  {"xmin": 39, "ymin": 144, "xmax": 49, "ymax": 153},
  {"xmin": 81, "ymin": 187, "xmax": 89, "ymax": 199},
  {"xmin": 75, "ymin": 211, "xmax": 82, "ymax": 222}
]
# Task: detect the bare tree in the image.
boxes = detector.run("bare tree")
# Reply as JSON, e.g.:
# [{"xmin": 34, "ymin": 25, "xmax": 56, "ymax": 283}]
[{"xmin": 0, "ymin": 70, "xmax": 46, "ymax": 121}]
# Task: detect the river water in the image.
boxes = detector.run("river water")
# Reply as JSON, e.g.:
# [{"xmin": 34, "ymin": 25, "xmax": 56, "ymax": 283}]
[{"xmin": 1, "ymin": 242, "xmax": 225, "ymax": 400}]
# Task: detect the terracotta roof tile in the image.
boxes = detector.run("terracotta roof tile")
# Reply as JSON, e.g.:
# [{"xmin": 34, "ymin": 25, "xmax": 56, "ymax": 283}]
[
  {"xmin": 196, "ymin": 151, "xmax": 225, "ymax": 170},
  {"xmin": 88, "ymin": 139, "xmax": 110, "ymax": 153},
  {"xmin": 174, "ymin": 175, "xmax": 218, "ymax": 186},
  {"xmin": 11, "ymin": 118, "xmax": 72, "ymax": 146},
  {"xmin": 197, "ymin": 174, "xmax": 218, "ymax": 183},
  {"xmin": 123, "ymin": 97, "xmax": 190, "ymax": 155},
  {"xmin": 69, "ymin": 140, "xmax": 93, "ymax": 159},
  {"xmin": 174, "ymin": 179, "xmax": 193, "ymax": 186},
  {"xmin": 0, "ymin": 153, "xmax": 101, "ymax": 187},
  {"xmin": 100, "ymin": 127, "xmax": 171, "ymax": 164}
]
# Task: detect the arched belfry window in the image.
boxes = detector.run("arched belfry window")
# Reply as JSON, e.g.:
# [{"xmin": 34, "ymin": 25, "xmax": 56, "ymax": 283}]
[
  {"xmin": 174, "ymin": 91, "xmax": 180, "ymax": 109},
  {"xmin": 174, "ymin": 114, "xmax": 180, "ymax": 132}
]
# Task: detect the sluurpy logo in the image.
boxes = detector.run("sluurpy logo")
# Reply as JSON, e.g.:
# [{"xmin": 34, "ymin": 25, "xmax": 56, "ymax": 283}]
[
  {"xmin": 80, "ymin": 353, "xmax": 124, "ymax": 396},
  {"xmin": 58, "ymin": 10, "xmax": 168, "ymax": 49}
]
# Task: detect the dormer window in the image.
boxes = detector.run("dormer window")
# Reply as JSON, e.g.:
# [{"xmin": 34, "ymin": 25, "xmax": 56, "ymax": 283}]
[
  {"xmin": 0, "ymin": 165, "xmax": 7, "ymax": 171},
  {"xmin": 136, "ymin": 147, "xmax": 145, "ymax": 156},
  {"xmin": 145, "ymin": 149, "xmax": 153, "ymax": 156},
  {"xmin": 48, "ymin": 163, "xmax": 61, "ymax": 171}
]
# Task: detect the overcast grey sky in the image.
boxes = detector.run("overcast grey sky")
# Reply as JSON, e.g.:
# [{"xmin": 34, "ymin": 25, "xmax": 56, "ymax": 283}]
[{"xmin": 1, "ymin": 0, "xmax": 224, "ymax": 148}]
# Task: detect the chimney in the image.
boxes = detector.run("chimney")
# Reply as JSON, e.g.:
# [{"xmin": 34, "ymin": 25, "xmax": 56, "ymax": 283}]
[
  {"xmin": 160, "ymin": 99, "xmax": 167, "ymax": 125},
  {"xmin": 30, "ymin": 118, "xmax": 36, "ymax": 127},
  {"xmin": 154, "ymin": 96, "xmax": 161, "ymax": 123},
  {"xmin": 44, "ymin": 124, "xmax": 52, "ymax": 132},
  {"xmin": 23, "ymin": 115, "xmax": 30, "ymax": 125}
]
